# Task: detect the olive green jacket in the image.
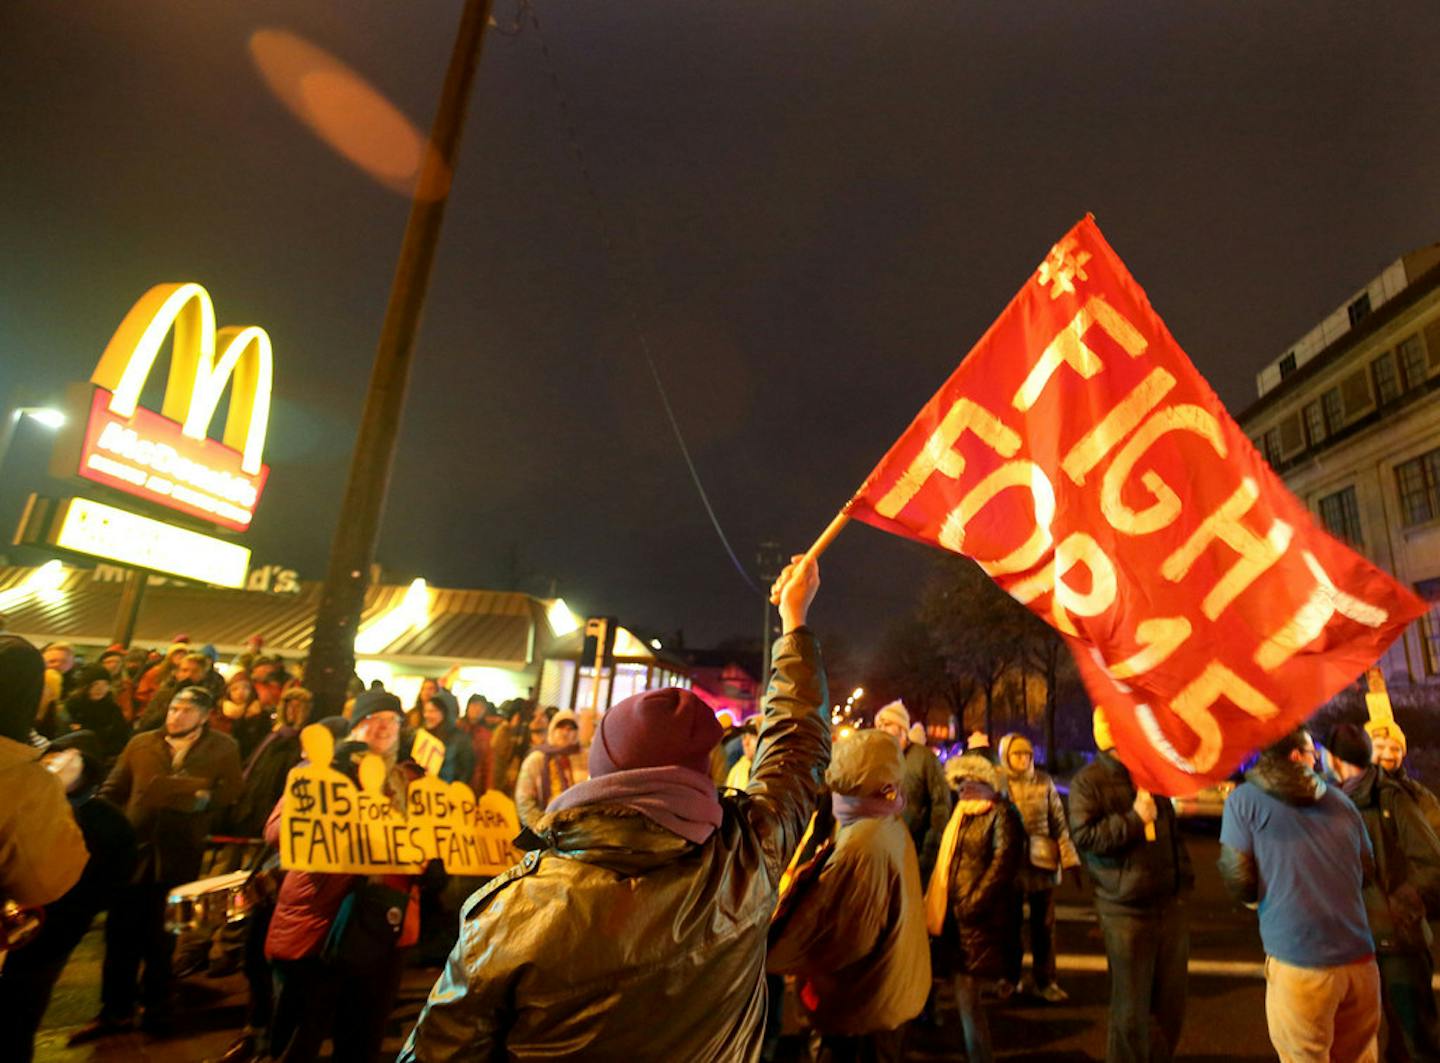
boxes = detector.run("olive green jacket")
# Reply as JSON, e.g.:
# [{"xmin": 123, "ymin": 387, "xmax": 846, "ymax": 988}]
[{"xmin": 400, "ymin": 629, "xmax": 830, "ymax": 1062}]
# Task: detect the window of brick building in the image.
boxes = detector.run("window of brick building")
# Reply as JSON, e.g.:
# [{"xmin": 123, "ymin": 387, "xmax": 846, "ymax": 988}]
[
  {"xmin": 1348, "ymin": 293, "xmax": 1372, "ymax": 327},
  {"xmin": 1279, "ymin": 352, "xmax": 1297, "ymax": 378},
  {"xmin": 1373, "ymin": 351, "xmax": 1401, "ymax": 405},
  {"xmin": 1262, "ymin": 427, "xmax": 1283, "ymax": 466},
  {"xmin": 1318, "ymin": 486, "xmax": 1363, "ymax": 548},
  {"xmin": 1396, "ymin": 449, "xmax": 1440, "ymax": 525},
  {"xmin": 1415, "ymin": 578, "xmax": 1440, "ymax": 675},
  {"xmin": 1321, "ymin": 387, "xmax": 1344, "ymax": 433},
  {"xmin": 1302, "ymin": 402, "xmax": 1326, "ymax": 447},
  {"xmin": 1398, "ymin": 334, "xmax": 1428, "ymax": 391}
]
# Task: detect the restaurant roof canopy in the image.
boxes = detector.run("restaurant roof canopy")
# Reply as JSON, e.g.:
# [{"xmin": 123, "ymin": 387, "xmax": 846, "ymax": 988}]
[{"xmin": 0, "ymin": 564, "xmax": 573, "ymax": 670}]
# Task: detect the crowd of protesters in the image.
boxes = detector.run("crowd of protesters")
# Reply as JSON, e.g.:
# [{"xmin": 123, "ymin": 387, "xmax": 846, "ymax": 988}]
[{"xmin": 3, "ymin": 569, "xmax": 1440, "ymax": 1061}]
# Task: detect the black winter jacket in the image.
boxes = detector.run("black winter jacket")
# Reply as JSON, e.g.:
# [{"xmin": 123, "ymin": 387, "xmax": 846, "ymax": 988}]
[
  {"xmin": 1069, "ymin": 750, "xmax": 1193, "ymax": 910},
  {"xmin": 1343, "ymin": 765, "xmax": 1440, "ymax": 955},
  {"xmin": 935, "ymin": 783, "xmax": 1025, "ymax": 978}
]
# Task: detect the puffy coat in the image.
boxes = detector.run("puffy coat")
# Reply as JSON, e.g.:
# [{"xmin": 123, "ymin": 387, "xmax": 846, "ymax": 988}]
[
  {"xmin": 928, "ymin": 758, "xmax": 1025, "ymax": 979},
  {"xmin": 767, "ymin": 730, "xmax": 930, "ymax": 1036},
  {"xmin": 1342, "ymin": 765, "xmax": 1440, "ymax": 955},
  {"xmin": 99, "ymin": 726, "xmax": 242, "ymax": 886},
  {"xmin": 1069, "ymin": 749, "xmax": 1193, "ymax": 910},
  {"xmin": 900, "ymin": 741, "xmax": 951, "ymax": 879},
  {"xmin": 998, "ymin": 734, "xmax": 1079, "ymax": 892},
  {"xmin": 399, "ymin": 628, "xmax": 830, "ymax": 1063}
]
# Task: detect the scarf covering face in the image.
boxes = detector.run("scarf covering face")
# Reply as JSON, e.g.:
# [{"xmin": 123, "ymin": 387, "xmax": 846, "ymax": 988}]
[
  {"xmin": 924, "ymin": 779, "xmax": 999, "ymax": 935},
  {"xmin": 546, "ymin": 764, "xmax": 723, "ymax": 844},
  {"xmin": 535, "ymin": 741, "xmax": 581, "ymax": 806},
  {"xmin": 831, "ymin": 790, "xmax": 906, "ymax": 827}
]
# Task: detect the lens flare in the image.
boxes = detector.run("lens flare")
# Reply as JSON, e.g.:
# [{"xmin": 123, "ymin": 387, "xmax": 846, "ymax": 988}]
[{"xmin": 248, "ymin": 28, "xmax": 448, "ymax": 200}]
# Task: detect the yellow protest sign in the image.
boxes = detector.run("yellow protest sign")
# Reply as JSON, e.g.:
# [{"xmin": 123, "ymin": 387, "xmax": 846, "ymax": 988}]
[
  {"xmin": 279, "ymin": 724, "xmax": 525, "ymax": 876},
  {"xmin": 410, "ymin": 727, "xmax": 446, "ymax": 777},
  {"xmin": 472, "ymin": 790, "xmax": 524, "ymax": 876}
]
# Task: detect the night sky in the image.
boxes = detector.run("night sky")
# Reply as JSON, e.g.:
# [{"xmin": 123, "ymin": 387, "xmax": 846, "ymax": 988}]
[{"xmin": 3, "ymin": 2, "xmax": 1440, "ymax": 656}]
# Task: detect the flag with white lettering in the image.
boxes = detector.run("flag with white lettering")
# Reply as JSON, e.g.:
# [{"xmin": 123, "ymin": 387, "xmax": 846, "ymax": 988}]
[{"xmin": 850, "ymin": 215, "xmax": 1424, "ymax": 794}]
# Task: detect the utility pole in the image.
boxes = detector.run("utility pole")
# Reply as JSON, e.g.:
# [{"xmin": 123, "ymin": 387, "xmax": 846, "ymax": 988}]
[{"xmin": 307, "ymin": 0, "xmax": 495, "ymax": 716}]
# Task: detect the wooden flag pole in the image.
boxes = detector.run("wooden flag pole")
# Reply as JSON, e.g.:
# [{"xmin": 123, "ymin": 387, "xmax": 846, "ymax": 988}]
[{"xmin": 803, "ymin": 507, "xmax": 853, "ymax": 564}]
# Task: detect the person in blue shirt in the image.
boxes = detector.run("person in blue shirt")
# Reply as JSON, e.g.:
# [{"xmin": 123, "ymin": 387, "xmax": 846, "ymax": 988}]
[{"xmin": 1219, "ymin": 726, "xmax": 1380, "ymax": 1063}]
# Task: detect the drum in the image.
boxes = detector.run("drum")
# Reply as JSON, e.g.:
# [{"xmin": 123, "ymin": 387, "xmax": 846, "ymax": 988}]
[{"xmin": 164, "ymin": 870, "xmax": 254, "ymax": 934}]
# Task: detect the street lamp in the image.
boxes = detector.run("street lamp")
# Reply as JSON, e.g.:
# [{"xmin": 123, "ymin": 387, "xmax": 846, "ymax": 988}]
[{"xmin": 0, "ymin": 405, "xmax": 66, "ymax": 475}]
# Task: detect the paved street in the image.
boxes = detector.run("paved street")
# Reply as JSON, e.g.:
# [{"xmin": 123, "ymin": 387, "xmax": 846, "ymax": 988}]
[{"xmin": 33, "ymin": 826, "xmax": 1287, "ymax": 1062}]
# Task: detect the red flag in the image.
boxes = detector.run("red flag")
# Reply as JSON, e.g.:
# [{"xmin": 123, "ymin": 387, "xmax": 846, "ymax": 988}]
[{"xmin": 850, "ymin": 215, "xmax": 1424, "ymax": 794}]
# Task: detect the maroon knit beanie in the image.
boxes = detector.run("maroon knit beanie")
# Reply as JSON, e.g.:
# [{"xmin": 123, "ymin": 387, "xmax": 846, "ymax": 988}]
[{"xmin": 591, "ymin": 687, "xmax": 723, "ymax": 777}]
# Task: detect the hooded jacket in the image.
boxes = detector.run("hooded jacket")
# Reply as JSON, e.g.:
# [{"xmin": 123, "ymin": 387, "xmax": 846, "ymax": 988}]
[
  {"xmin": 0, "ymin": 636, "xmax": 89, "ymax": 908},
  {"xmin": 399, "ymin": 628, "xmax": 830, "ymax": 1063},
  {"xmin": 1069, "ymin": 748, "xmax": 1193, "ymax": 910},
  {"xmin": 767, "ymin": 730, "xmax": 930, "ymax": 1035},
  {"xmin": 998, "ymin": 733, "xmax": 1079, "ymax": 891},
  {"xmin": 424, "ymin": 688, "xmax": 476, "ymax": 786},
  {"xmin": 926, "ymin": 754, "xmax": 1024, "ymax": 978},
  {"xmin": 1341, "ymin": 765, "xmax": 1440, "ymax": 955},
  {"xmin": 514, "ymin": 713, "xmax": 582, "ymax": 830},
  {"xmin": 1218, "ymin": 753, "xmax": 1330, "ymax": 906}
]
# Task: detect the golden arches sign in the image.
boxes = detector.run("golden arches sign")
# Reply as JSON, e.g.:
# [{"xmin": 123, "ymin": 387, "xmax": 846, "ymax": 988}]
[{"xmin": 90, "ymin": 283, "xmax": 273, "ymax": 476}]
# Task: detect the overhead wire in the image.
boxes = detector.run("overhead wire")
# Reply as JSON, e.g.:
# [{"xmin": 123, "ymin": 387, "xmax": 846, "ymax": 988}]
[{"xmin": 520, "ymin": 1, "xmax": 766, "ymax": 599}]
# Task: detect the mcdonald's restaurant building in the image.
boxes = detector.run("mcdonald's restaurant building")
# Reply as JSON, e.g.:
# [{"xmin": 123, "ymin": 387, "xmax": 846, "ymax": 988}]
[
  {"xmin": 3, "ymin": 281, "xmax": 691, "ymax": 710},
  {"xmin": 0, "ymin": 562, "xmax": 691, "ymax": 712}
]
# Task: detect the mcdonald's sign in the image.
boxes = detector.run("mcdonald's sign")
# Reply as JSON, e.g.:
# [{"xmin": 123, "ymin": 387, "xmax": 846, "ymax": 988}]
[{"xmin": 63, "ymin": 283, "xmax": 273, "ymax": 532}]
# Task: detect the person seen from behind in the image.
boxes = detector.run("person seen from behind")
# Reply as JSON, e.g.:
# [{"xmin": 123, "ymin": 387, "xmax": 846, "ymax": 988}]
[
  {"xmin": 768, "ymin": 727, "xmax": 930, "ymax": 1062},
  {"xmin": 0, "ymin": 635, "xmax": 89, "ymax": 912},
  {"xmin": 0, "ymin": 731, "xmax": 136, "ymax": 1063},
  {"xmin": 400, "ymin": 554, "xmax": 830, "ymax": 1061},
  {"xmin": 1220, "ymin": 725, "xmax": 1380, "ymax": 1063}
]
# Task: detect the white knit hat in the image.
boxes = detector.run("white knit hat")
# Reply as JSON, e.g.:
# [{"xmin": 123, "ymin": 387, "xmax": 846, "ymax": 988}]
[{"xmin": 874, "ymin": 700, "xmax": 910, "ymax": 731}]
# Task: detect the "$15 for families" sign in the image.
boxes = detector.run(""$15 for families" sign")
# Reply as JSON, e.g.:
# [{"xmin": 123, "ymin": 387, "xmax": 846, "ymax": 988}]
[{"xmin": 279, "ymin": 724, "xmax": 522, "ymax": 876}]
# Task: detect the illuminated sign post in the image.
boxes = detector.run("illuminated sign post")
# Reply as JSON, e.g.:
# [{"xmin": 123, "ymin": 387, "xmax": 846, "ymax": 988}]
[
  {"xmin": 69, "ymin": 282, "xmax": 273, "ymax": 532},
  {"xmin": 17, "ymin": 283, "xmax": 277, "ymax": 636}
]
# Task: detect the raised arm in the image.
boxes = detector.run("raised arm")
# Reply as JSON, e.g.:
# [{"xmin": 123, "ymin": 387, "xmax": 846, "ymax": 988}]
[{"xmin": 744, "ymin": 555, "xmax": 832, "ymax": 882}]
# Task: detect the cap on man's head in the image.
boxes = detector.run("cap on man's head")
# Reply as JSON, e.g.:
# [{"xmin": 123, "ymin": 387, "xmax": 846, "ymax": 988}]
[
  {"xmin": 173, "ymin": 685, "xmax": 216, "ymax": 712},
  {"xmin": 350, "ymin": 689, "xmax": 404, "ymax": 727},
  {"xmin": 1328, "ymin": 723, "xmax": 1374, "ymax": 770},
  {"xmin": 591, "ymin": 687, "xmax": 722, "ymax": 778},
  {"xmin": 100, "ymin": 644, "xmax": 126, "ymax": 662}
]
